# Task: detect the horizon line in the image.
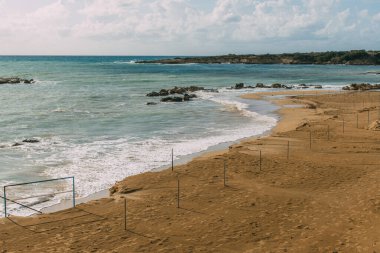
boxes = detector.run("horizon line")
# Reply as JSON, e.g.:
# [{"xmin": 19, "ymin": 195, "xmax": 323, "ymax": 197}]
[{"xmin": 0, "ymin": 49, "xmax": 378, "ymax": 58}]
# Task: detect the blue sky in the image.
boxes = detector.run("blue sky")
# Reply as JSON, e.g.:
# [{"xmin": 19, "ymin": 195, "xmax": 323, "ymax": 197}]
[{"xmin": 0, "ymin": 0, "xmax": 379, "ymax": 55}]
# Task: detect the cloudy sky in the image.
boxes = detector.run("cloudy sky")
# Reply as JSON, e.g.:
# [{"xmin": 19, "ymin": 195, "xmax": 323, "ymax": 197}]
[{"xmin": 0, "ymin": 0, "xmax": 379, "ymax": 55}]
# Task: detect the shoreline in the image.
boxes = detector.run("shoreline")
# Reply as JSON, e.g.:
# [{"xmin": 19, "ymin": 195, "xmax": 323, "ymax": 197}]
[
  {"xmin": 42, "ymin": 91, "xmax": 281, "ymax": 214},
  {"xmin": 0, "ymin": 89, "xmax": 343, "ymax": 215},
  {"xmin": 41, "ymin": 88, "xmax": 327, "ymax": 215},
  {"xmin": 1, "ymin": 89, "xmax": 379, "ymax": 252}
]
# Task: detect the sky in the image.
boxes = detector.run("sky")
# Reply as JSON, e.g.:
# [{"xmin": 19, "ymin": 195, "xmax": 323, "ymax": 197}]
[{"xmin": 0, "ymin": 0, "xmax": 379, "ymax": 56}]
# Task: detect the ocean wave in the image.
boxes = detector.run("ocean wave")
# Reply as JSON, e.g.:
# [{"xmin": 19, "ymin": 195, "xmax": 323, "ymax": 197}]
[
  {"xmin": 1, "ymin": 89, "xmax": 277, "ymax": 216},
  {"xmin": 196, "ymin": 89, "xmax": 277, "ymax": 124},
  {"xmin": 113, "ymin": 60, "xmax": 136, "ymax": 64}
]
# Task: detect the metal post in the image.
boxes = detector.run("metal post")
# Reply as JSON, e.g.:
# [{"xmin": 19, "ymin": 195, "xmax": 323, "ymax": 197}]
[
  {"xmin": 177, "ymin": 177, "xmax": 180, "ymax": 208},
  {"xmin": 124, "ymin": 198, "xmax": 127, "ymax": 231},
  {"xmin": 72, "ymin": 177, "xmax": 76, "ymax": 208},
  {"xmin": 287, "ymin": 141, "xmax": 290, "ymax": 160},
  {"xmin": 171, "ymin": 148, "xmax": 174, "ymax": 172},
  {"xmin": 3, "ymin": 186, "xmax": 6, "ymax": 217}
]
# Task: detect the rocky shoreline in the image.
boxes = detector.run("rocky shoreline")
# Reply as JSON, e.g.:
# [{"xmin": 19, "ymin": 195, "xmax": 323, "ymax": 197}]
[
  {"xmin": 145, "ymin": 86, "xmax": 215, "ymax": 104},
  {"xmin": 137, "ymin": 50, "xmax": 380, "ymax": 65},
  {"xmin": 342, "ymin": 83, "xmax": 380, "ymax": 90},
  {"xmin": 145, "ymin": 82, "xmax": 380, "ymax": 105},
  {"xmin": 145, "ymin": 83, "xmax": 325, "ymax": 104}
]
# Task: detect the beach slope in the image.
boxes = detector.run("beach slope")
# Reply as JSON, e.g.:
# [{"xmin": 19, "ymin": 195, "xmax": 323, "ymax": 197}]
[{"xmin": 1, "ymin": 90, "xmax": 380, "ymax": 252}]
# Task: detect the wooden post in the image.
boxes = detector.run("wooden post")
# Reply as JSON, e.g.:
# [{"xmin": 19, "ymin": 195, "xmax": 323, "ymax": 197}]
[
  {"xmin": 171, "ymin": 148, "xmax": 174, "ymax": 172},
  {"xmin": 327, "ymin": 125, "xmax": 330, "ymax": 141},
  {"xmin": 72, "ymin": 177, "xmax": 76, "ymax": 208},
  {"xmin": 259, "ymin": 150, "xmax": 262, "ymax": 171},
  {"xmin": 124, "ymin": 198, "xmax": 127, "ymax": 231},
  {"xmin": 368, "ymin": 110, "xmax": 370, "ymax": 126},
  {"xmin": 357, "ymin": 113, "xmax": 359, "ymax": 129},
  {"xmin": 342, "ymin": 117, "xmax": 345, "ymax": 134},
  {"xmin": 177, "ymin": 177, "xmax": 180, "ymax": 208},
  {"xmin": 224, "ymin": 160, "xmax": 226, "ymax": 187},
  {"xmin": 287, "ymin": 141, "xmax": 290, "ymax": 160},
  {"xmin": 3, "ymin": 186, "xmax": 6, "ymax": 218},
  {"xmin": 309, "ymin": 131, "xmax": 312, "ymax": 149}
]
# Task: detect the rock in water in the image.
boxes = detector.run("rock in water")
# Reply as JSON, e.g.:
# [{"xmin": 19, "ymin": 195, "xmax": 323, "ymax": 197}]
[
  {"xmin": 271, "ymin": 83, "xmax": 282, "ymax": 88},
  {"xmin": 22, "ymin": 138, "xmax": 40, "ymax": 143},
  {"xmin": 159, "ymin": 89, "xmax": 169, "ymax": 96},
  {"xmin": 146, "ymin": 91, "xmax": 160, "ymax": 97},
  {"xmin": 161, "ymin": 96, "xmax": 183, "ymax": 102},
  {"xmin": 0, "ymin": 77, "xmax": 35, "ymax": 84}
]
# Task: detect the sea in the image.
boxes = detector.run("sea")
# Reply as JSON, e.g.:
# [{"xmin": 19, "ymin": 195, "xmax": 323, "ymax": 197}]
[{"xmin": 0, "ymin": 56, "xmax": 379, "ymax": 216}]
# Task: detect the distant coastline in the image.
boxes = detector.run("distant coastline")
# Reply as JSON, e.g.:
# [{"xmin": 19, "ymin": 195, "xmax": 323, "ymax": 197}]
[{"xmin": 137, "ymin": 50, "xmax": 380, "ymax": 65}]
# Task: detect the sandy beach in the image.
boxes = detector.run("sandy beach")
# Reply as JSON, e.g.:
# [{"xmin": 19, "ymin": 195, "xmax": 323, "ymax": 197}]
[{"xmin": 1, "ymin": 89, "xmax": 380, "ymax": 252}]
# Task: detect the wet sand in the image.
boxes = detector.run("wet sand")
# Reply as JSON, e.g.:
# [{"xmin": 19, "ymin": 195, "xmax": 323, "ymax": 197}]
[{"xmin": 1, "ymin": 90, "xmax": 380, "ymax": 252}]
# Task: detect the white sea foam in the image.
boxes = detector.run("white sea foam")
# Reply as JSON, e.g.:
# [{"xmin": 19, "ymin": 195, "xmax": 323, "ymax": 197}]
[
  {"xmin": 39, "ymin": 90, "xmax": 277, "ymax": 199},
  {"xmin": 196, "ymin": 89, "xmax": 277, "ymax": 124},
  {"xmin": 113, "ymin": 60, "xmax": 136, "ymax": 64},
  {"xmin": 0, "ymin": 89, "xmax": 277, "ymax": 216}
]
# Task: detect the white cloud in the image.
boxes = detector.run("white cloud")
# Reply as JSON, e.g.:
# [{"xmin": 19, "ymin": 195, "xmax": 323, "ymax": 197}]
[
  {"xmin": 0, "ymin": 0, "xmax": 378, "ymax": 55},
  {"xmin": 315, "ymin": 9, "xmax": 354, "ymax": 37},
  {"xmin": 373, "ymin": 12, "xmax": 380, "ymax": 22},
  {"xmin": 0, "ymin": 0, "xmax": 70, "ymax": 39}
]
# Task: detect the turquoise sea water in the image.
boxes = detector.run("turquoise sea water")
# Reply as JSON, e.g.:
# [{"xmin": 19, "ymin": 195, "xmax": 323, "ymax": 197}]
[{"xmin": 0, "ymin": 56, "xmax": 379, "ymax": 216}]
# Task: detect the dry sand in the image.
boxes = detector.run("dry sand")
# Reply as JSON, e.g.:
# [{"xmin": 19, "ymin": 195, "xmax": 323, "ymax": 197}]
[{"xmin": 1, "ymin": 90, "xmax": 380, "ymax": 253}]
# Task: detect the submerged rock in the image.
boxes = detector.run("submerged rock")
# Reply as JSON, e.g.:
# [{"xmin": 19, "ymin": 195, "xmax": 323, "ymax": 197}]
[
  {"xmin": 146, "ymin": 102, "xmax": 158, "ymax": 105},
  {"xmin": 22, "ymin": 138, "xmax": 40, "ymax": 143}
]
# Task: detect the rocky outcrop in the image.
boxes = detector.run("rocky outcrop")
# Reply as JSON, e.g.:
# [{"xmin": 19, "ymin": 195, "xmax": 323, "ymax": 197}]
[
  {"xmin": 229, "ymin": 82, "xmax": 322, "ymax": 90},
  {"xmin": 137, "ymin": 50, "xmax": 380, "ymax": 65},
  {"xmin": 342, "ymin": 83, "xmax": 380, "ymax": 91},
  {"xmin": 22, "ymin": 138, "xmax": 40, "ymax": 143},
  {"xmin": 161, "ymin": 96, "xmax": 183, "ymax": 102},
  {"xmin": 0, "ymin": 77, "xmax": 35, "ymax": 84},
  {"xmin": 146, "ymin": 86, "xmax": 204, "ymax": 97}
]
